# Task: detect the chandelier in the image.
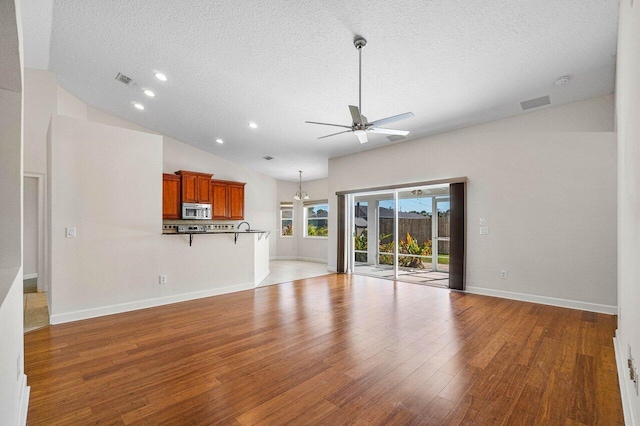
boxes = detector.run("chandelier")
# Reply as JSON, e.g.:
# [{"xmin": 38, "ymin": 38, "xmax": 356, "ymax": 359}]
[{"xmin": 294, "ymin": 170, "xmax": 309, "ymax": 200}]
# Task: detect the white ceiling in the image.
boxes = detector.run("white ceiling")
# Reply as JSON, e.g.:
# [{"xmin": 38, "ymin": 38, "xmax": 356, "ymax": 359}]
[{"xmin": 21, "ymin": 0, "xmax": 619, "ymax": 181}]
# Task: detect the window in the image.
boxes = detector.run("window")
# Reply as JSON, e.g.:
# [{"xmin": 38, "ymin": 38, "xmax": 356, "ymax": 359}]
[
  {"xmin": 304, "ymin": 201, "xmax": 328, "ymax": 238},
  {"xmin": 280, "ymin": 203, "xmax": 293, "ymax": 237}
]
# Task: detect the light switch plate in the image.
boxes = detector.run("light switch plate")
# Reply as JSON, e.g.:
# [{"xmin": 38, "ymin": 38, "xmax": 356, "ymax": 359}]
[
  {"xmin": 66, "ymin": 227, "xmax": 76, "ymax": 238},
  {"xmin": 479, "ymin": 218, "xmax": 486, "ymax": 225},
  {"xmin": 480, "ymin": 226, "xmax": 489, "ymax": 235}
]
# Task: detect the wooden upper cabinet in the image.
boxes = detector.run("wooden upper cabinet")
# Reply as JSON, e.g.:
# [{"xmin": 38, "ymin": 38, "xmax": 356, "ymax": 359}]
[
  {"xmin": 228, "ymin": 183, "xmax": 245, "ymax": 220},
  {"xmin": 197, "ymin": 175, "xmax": 212, "ymax": 203},
  {"xmin": 175, "ymin": 170, "xmax": 213, "ymax": 204},
  {"xmin": 162, "ymin": 174, "xmax": 181, "ymax": 219},
  {"xmin": 181, "ymin": 173, "xmax": 198, "ymax": 203},
  {"xmin": 211, "ymin": 181, "xmax": 229, "ymax": 219},
  {"xmin": 210, "ymin": 180, "xmax": 246, "ymax": 220}
]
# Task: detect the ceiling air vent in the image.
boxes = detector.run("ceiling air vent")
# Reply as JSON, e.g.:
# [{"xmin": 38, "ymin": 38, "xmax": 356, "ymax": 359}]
[
  {"xmin": 263, "ymin": 156, "xmax": 274, "ymax": 161},
  {"xmin": 115, "ymin": 72, "xmax": 132, "ymax": 85},
  {"xmin": 520, "ymin": 95, "xmax": 550, "ymax": 111}
]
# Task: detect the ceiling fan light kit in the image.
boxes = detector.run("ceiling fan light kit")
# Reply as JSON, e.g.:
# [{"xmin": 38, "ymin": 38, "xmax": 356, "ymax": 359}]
[{"xmin": 306, "ymin": 37, "xmax": 414, "ymax": 144}]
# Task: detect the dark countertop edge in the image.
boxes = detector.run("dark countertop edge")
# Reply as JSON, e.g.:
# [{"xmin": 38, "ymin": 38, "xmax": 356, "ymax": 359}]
[{"xmin": 162, "ymin": 230, "xmax": 274, "ymax": 235}]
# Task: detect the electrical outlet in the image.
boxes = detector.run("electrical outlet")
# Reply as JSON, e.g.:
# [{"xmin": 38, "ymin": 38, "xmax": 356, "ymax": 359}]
[
  {"xmin": 500, "ymin": 270, "xmax": 507, "ymax": 279},
  {"xmin": 159, "ymin": 275, "xmax": 167, "ymax": 284},
  {"xmin": 65, "ymin": 227, "xmax": 76, "ymax": 238}
]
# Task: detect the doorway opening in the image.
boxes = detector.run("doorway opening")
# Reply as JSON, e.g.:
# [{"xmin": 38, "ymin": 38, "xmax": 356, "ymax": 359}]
[
  {"xmin": 350, "ymin": 184, "xmax": 451, "ymax": 288},
  {"xmin": 23, "ymin": 174, "xmax": 49, "ymax": 333}
]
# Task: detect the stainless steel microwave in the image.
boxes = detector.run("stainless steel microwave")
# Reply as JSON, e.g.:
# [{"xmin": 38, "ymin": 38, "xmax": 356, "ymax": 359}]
[{"xmin": 182, "ymin": 203, "xmax": 212, "ymax": 220}]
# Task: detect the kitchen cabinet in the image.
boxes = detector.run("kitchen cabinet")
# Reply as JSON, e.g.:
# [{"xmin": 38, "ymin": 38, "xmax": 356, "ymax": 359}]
[
  {"xmin": 211, "ymin": 180, "xmax": 246, "ymax": 220},
  {"xmin": 228, "ymin": 183, "xmax": 245, "ymax": 220},
  {"xmin": 162, "ymin": 174, "xmax": 181, "ymax": 219},
  {"xmin": 175, "ymin": 170, "xmax": 213, "ymax": 204},
  {"xmin": 211, "ymin": 181, "xmax": 229, "ymax": 219}
]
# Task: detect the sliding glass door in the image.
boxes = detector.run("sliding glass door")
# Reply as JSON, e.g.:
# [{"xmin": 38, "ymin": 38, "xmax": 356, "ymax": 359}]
[{"xmin": 350, "ymin": 184, "xmax": 452, "ymax": 288}]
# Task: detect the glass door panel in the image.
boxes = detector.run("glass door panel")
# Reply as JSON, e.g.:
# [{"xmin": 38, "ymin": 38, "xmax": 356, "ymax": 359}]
[
  {"xmin": 354, "ymin": 200, "xmax": 368, "ymax": 264},
  {"xmin": 436, "ymin": 197, "xmax": 451, "ymax": 273},
  {"xmin": 396, "ymin": 190, "xmax": 433, "ymax": 271},
  {"xmin": 378, "ymin": 199, "xmax": 396, "ymax": 268}
]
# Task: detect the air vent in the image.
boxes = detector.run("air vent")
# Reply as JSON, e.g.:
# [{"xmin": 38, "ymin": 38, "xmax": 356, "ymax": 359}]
[
  {"xmin": 115, "ymin": 73, "xmax": 132, "ymax": 85},
  {"xmin": 263, "ymin": 156, "xmax": 274, "ymax": 161},
  {"xmin": 387, "ymin": 135, "xmax": 406, "ymax": 142},
  {"xmin": 520, "ymin": 95, "xmax": 550, "ymax": 111}
]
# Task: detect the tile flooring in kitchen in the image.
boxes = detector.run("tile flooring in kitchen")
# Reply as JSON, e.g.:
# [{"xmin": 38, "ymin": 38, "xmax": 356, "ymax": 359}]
[
  {"xmin": 24, "ymin": 291, "xmax": 50, "ymax": 333},
  {"xmin": 259, "ymin": 260, "xmax": 331, "ymax": 287}
]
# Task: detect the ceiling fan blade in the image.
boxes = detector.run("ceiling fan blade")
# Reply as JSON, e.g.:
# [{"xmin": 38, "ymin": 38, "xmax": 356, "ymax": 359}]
[
  {"xmin": 368, "ymin": 128, "xmax": 410, "ymax": 136},
  {"xmin": 305, "ymin": 121, "xmax": 352, "ymax": 129},
  {"xmin": 369, "ymin": 112, "xmax": 415, "ymax": 128},
  {"xmin": 318, "ymin": 130, "xmax": 353, "ymax": 139},
  {"xmin": 349, "ymin": 105, "xmax": 363, "ymax": 125},
  {"xmin": 354, "ymin": 130, "xmax": 368, "ymax": 144}
]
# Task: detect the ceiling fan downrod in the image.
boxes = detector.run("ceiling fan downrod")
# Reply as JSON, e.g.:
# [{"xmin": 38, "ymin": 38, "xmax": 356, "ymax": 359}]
[{"xmin": 354, "ymin": 37, "xmax": 367, "ymax": 127}]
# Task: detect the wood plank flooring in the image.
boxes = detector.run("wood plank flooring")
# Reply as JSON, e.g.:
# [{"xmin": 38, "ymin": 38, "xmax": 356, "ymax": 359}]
[{"xmin": 24, "ymin": 274, "xmax": 624, "ymax": 425}]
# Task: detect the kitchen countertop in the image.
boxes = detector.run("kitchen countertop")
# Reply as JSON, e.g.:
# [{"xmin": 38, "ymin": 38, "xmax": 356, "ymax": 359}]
[{"xmin": 162, "ymin": 229, "xmax": 272, "ymax": 235}]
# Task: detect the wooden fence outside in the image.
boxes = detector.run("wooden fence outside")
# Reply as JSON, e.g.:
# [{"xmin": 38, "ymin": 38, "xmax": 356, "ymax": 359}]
[{"xmin": 377, "ymin": 217, "xmax": 450, "ymax": 254}]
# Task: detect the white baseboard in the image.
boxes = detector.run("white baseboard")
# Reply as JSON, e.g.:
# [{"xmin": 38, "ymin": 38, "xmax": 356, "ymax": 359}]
[
  {"xmin": 18, "ymin": 374, "xmax": 30, "ymax": 426},
  {"xmin": 271, "ymin": 256, "xmax": 328, "ymax": 264},
  {"xmin": 327, "ymin": 266, "xmax": 337, "ymax": 273},
  {"xmin": 296, "ymin": 257, "xmax": 328, "ymax": 264},
  {"xmin": 614, "ymin": 333, "xmax": 637, "ymax": 426},
  {"xmin": 22, "ymin": 273, "xmax": 37, "ymax": 280},
  {"xmin": 254, "ymin": 269, "xmax": 270, "ymax": 286},
  {"xmin": 465, "ymin": 286, "xmax": 617, "ymax": 315},
  {"xmin": 50, "ymin": 282, "xmax": 255, "ymax": 324}
]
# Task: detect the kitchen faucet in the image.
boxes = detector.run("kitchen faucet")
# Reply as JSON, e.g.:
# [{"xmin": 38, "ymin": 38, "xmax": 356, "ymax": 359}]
[{"xmin": 237, "ymin": 221, "xmax": 251, "ymax": 231}]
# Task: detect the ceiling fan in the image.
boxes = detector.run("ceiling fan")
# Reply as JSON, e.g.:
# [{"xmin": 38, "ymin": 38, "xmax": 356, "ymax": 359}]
[{"xmin": 306, "ymin": 37, "xmax": 414, "ymax": 144}]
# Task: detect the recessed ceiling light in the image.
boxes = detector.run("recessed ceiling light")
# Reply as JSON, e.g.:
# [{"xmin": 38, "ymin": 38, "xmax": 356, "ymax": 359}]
[
  {"xmin": 143, "ymin": 89, "xmax": 155, "ymax": 97},
  {"xmin": 155, "ymin": 73, "xmax": 167, "ymax": 81},
  {"xmin": 133, "ymin": 103, "xmax": 144, "ymax": 110},
  {"xmin": 215, "ymin": 138, "xmax": 224, "ymax": 144},
  {"xmin": 249, "ymin": 122, "xmax": 258, "ymax": 129}
]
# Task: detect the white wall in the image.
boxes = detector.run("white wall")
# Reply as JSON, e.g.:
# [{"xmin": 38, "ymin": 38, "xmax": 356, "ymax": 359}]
[
  {"xmin": 328, "ymin": 96, "xmax": 617, "ymax": 312},
  {"xmin": 0, "ymin": 0, "xmax": 28, "ymax": 423},
  {"xmin": 23, "ymin": 176, "xmax": 37, "ymax": 277},
  {"xmin": 615, "ymin": 1, "xmax": 640, "ymax": 422},
  {"xmin": 0, "ymin": 88, "xmax": 22, "ymax": 273},
  {"xmin": 23, "ymin": 68, "xmax": 56, "ymax": 175},
  {"xmin": 57, "ymin": 85, "xmax": 87, "ymax": 119},
  {"xmin": 275, "ymin": 178, "xmax": 329, "ymax": 263},
  {"xmin": 46, "ymin": 115, "xmax": 277, "ymax": 323},
  {"xmin": 0, "ymin": 269, "xmax": 26, "ymax": 426}
]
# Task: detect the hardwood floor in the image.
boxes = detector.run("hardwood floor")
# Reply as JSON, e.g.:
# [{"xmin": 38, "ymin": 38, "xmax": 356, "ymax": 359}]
[{"xmin": 24, "ymin": 274, "xmax": 623, "ymax": 425}]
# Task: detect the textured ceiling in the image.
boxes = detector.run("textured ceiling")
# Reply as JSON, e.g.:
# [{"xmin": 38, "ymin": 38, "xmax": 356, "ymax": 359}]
[{"xmin": 22, "ymin": 0, "xmax": 618, "ymax": 181}]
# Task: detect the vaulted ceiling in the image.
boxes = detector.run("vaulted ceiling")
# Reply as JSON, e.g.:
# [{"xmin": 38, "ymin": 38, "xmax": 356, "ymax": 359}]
[{"xmin": 20, "ymin": 0, "xmax": 619, "ymax": 181}]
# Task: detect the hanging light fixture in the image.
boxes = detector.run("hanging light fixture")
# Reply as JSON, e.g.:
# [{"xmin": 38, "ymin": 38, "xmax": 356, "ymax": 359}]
[{"xmin": 294, "ymin": 170, "xmax": 309, "ymax": 201}]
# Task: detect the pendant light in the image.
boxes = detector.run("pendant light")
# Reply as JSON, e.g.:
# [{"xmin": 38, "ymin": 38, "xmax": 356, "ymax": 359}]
[{"xmin": 294, "ymin": 170, "xmax": 309, "ymax": 201}]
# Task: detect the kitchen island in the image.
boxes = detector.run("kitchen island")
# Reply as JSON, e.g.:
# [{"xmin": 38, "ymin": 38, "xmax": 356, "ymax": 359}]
[{"xmin": 162, "ymin": 225, "xmax": 272, "ymax": 286}]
